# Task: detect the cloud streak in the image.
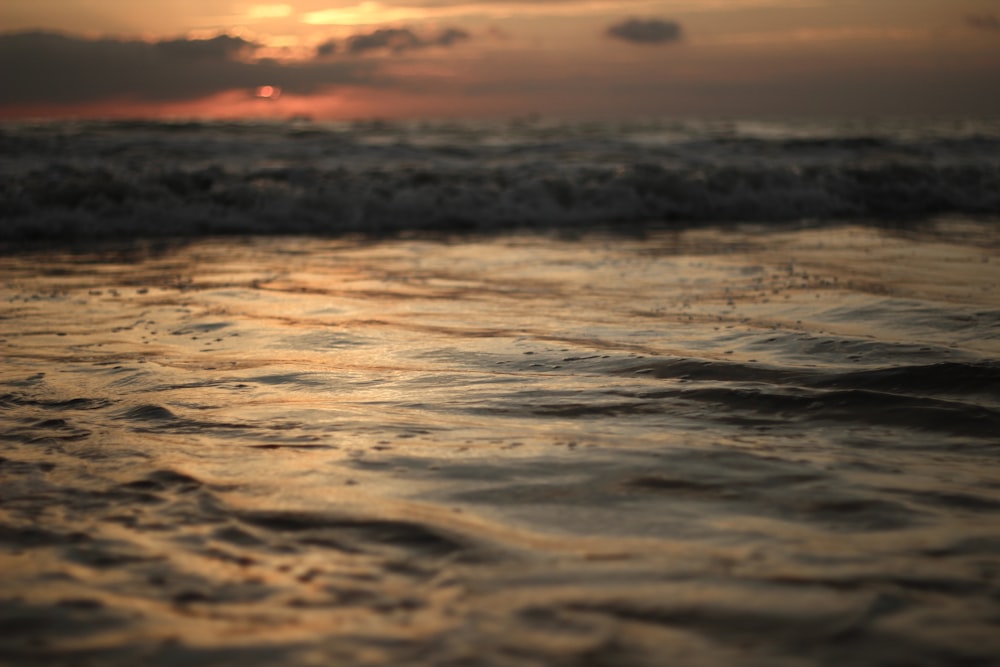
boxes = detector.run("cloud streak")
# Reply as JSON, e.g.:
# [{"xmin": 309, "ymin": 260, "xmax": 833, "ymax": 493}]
[
  {"xmin": 154, "ymin": 34, "xmax": 258, "ymax": 61},
  {"xmin": 966, "ymin": 14, "xmax": 1000, "ymax": 32},
  {"xmin": 300, "ymin": 0, "xmax": 822, "ymax": 25},
  {"xmin": 315, "ymin": 38, "xmax": 339, "ymax": 57},
  {"xmin": 345, "ymin": 27, "xmax": 471, "ymax": 54},
  {"xmin": 302, "ymin": 0, "xmax": 660, "ymax": 25},
  {"xmin": 606, "ymin": 18, "xmax": 683, "ymax": 45}
]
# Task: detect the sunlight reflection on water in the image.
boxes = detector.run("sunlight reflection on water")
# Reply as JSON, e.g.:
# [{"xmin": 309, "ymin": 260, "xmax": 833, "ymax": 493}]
[{"xmin": 1, "ymin": 221, "xmax": 999, "ymax": 665}]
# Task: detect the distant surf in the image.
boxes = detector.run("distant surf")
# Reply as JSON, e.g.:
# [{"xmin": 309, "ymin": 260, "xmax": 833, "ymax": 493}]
[{"xmin": 2, "ymin": 117, "xmax": 999, "ymax": 239}]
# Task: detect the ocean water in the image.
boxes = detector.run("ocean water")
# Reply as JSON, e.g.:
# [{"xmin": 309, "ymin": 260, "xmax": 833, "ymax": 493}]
[
  {"xmin": 1, "ymin": 118, "xmax": 1000, "ymax": 666},
  {"xmin": 2, "ymin": 116, "xmax": 1000, "ymax": 238}
]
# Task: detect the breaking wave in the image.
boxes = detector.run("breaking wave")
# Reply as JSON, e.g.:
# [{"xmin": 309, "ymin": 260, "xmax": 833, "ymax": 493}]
[{"xmin": 2, "ymin": 118, "xmax": 999, "ymax": 239}]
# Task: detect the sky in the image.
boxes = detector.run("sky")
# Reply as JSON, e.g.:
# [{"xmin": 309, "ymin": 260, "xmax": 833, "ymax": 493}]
[{"xmin": 1, "ymin": 0, "xmax": 999, "ymax": 120}]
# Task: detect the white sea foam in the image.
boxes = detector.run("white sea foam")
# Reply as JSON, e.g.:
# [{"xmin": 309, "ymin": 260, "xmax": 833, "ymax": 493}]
[{"xmin": 2, "ymin": 117, "xmax": 999, "ymax": 238}]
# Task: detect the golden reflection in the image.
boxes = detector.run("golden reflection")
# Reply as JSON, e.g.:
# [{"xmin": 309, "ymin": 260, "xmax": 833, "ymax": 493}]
[{"xmin": 2, "ymin": 225, "xmax": 999, "ymax": 663}]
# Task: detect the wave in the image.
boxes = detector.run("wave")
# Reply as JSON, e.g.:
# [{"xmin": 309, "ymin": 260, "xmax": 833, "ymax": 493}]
[
  {"xmin": 3, "ymin": 161, "xmax": 999, "ymax": 239},
  {"xmin": 2, "ymin": 119, "xmax": 1000, "ymax": 239}
]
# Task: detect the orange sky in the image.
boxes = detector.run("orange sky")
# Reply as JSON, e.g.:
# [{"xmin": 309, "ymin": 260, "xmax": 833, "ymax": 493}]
[{"xmin": 2, "ymin": 0, "xmax": 999, "ymax": 119}]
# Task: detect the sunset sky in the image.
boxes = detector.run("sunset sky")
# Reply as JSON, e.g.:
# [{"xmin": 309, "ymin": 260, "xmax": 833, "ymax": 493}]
[{"xmin": 2, "ymin": 0, "xmax": 999, "ymax": 120}]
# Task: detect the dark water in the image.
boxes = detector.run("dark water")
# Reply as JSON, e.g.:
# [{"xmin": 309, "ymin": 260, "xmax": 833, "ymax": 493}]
[
  {"xmin": 3, "ymin": 117, "xmax": 1000, "ymax": 239},
  {"xmin": 1, "ymin": 222, "xmax": 999, "ymax": 666}
]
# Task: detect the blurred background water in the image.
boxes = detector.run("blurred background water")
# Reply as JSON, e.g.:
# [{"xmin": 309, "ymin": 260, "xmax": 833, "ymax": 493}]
[{"xmin": 2, "ymin": 116, "xmax": 1000, "ymax": 238}]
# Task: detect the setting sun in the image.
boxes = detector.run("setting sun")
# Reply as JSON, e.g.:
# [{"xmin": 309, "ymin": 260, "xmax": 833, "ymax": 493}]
[{"xmin": 255, "ymin": 84, "xmax": 282, "ymax": 99}]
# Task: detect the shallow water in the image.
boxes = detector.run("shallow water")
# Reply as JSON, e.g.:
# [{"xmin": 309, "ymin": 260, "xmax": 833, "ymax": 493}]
[{"xmin": 2, "ymin": 221, "xmax": 999, "ymax": 666}]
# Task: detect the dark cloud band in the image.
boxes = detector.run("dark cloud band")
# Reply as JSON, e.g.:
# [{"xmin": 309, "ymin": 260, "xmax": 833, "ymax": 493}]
[
  {"xmin": 966, "ymin": 14, "xmax": 1000, "ymax": 32},
  {"xmin": 345, "ymin": 27, "xmax": 471, "ymax": 55},
  {"xmin": 0, "ymin": 31, "xmax": 376, "ymax": 105},
  {"xmin": 606, "ymin": 18, "xmax": 683, "ymax": 45}
]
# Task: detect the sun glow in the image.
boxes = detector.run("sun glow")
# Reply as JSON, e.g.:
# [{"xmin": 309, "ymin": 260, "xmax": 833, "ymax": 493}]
[
  {"xmin": 246, "ymin": 4, "xmax": 293, "ymax": 20},
  {"xmin": 300, "ymin": 1, "xmax": 642, "ymax": 25},
  {"xmin": 302, "ymin": 2, "xmax": 423, "ymax": 26}
]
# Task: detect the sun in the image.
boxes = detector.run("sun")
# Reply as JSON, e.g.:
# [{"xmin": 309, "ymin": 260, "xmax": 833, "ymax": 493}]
[{"xmin": 256, "ymin": 85, "xmax": 282, "ymax": 100}]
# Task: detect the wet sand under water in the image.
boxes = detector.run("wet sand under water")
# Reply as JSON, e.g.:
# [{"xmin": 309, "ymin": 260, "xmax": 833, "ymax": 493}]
[{"xmin": 1, "ymin": 221, "xmax": 999, "ymax": 666}]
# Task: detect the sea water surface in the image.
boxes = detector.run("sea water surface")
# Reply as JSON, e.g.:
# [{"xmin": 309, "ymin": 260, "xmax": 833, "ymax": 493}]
[
  {"xmin": 1, "ymin": 118, "xmax": 1000, "ymax": 666},
  {"xmin": 3, "ymin": 116, "xmax": 1000, "ymax": 237}
]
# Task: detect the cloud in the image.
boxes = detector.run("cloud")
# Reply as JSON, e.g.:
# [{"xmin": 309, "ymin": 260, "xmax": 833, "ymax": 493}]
[
  {"xmin": 436, "ymin": 28, "xmax": 472, "ymax": 46},
  {"xmin": 154, "ymin": 34, "xmax": 258, "ymax": 61},
  {"xmin": 345, "ymin": 27, "xmax": 471, "ymax": 54},
  {"xmin": 0, "ymin": 31, "xmax": 375, "ymax": 105},
  {"xmin": 606, "ymin": 18, "xmax": 683, "ymax": 45},
  {"xmin": 347, "ymin": 29, "xmax": 421, "ymax": 54},
  {"xmin": 316, "ymin": 39, "xmax": 338, "ymax": 58},
  {"xmin": 966, "ymin": 13, "xmax": 1000, "ymax": 32}
]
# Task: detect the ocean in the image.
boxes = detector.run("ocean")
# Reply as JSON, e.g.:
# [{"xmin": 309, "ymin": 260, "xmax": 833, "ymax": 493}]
[
  {"xmin": 3, "ymin": 116, "xmax": 1000, "ymax": 238},
  {"xmin": 1, "ymin": 117, "xmax": 999, "ymax": 666}
]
